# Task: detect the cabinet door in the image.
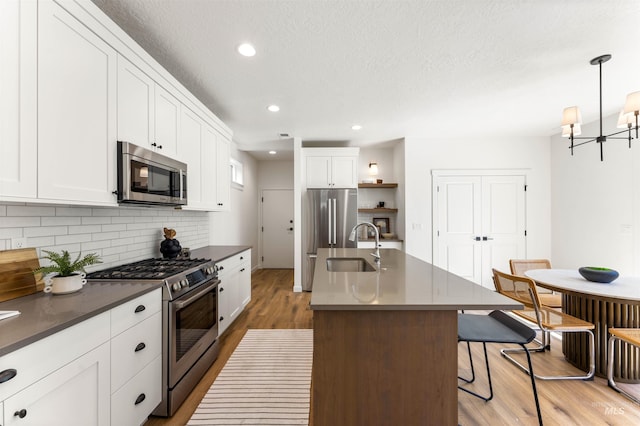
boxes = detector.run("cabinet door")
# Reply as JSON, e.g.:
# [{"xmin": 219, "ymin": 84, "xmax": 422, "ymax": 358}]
[
  {"xmin": 117, "ymin": 55, "xmax": 153, "ymax": 149},
  {"xmin": 217, "ymin": 265, "xmax": 240, "ymax": 336},
  {"xmin": 37, "ymin": 0, "xmax": 117, "ymax": 204},
  {"xmin": 215, "ymin": 134, "xmax": 231, "ymax": 210},
  {"xmin": 3, "ymin": 343, "xmax": 110, "ymax": 426},
  {"xmin": 180, "ymin": 106, "xmax": 203, "ymax": 208},
  {"xmin": 239, "ymin": 251, "xmax": 252, "ymax": 307},
  {"xmin": 154, "ymin": 85, "xmax": 180, "ymax": 157},
  {"xmin": 331, "ymin": 156, "xmax": 358, "ymax": 188},
  {"xmin": 200, "ymin": 125, "xmax": 217, "ymax": 209},
  {"xmin": 306, "ymin": 156, "xmax": 331, "ymax": 188},
  {"xmin": 0, "ymin": 0, "xmax": 37, "ymax": 199}
]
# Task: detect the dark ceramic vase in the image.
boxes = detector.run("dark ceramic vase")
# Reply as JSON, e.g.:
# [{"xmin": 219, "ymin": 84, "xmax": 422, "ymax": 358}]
[
  {"xmin": 160, "ymin": 238, "xmax": 182, "ymax": 259},
  {"xmin": 578, "ymin": 267, "xmax": 619, "ymax": 283}
]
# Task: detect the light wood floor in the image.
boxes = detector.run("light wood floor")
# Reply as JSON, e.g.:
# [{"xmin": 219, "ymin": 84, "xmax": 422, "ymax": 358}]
[{"xmin": 146, "ymin": 269, "xmax": 640, "ymax": 426}]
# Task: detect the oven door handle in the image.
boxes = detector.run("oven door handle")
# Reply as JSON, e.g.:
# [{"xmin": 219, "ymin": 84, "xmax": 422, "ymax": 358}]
[{"xmin": 173, "ymin": 280, "xmax": 219, "ymax": 310}]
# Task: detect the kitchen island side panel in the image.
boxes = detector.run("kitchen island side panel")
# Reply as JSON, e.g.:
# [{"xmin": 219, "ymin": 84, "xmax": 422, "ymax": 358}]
[{"xmin": 312, "ymin": 309, "xmax": 457, "ymax": 425}]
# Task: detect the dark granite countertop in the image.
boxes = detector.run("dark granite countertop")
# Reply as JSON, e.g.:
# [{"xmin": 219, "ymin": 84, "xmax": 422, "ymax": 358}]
[
  {"xmin": 0, "ymin": 282, "xmax": 161, "ymax": 357},
  {"xmin": 190, "ymin": 245, "xmax": 252, "ymax": 262}
]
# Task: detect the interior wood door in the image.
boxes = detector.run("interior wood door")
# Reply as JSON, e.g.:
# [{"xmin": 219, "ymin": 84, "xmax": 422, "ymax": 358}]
[
  {"xmin": 434, "ymin": 173, "xmax": 526, "ymax": 288},
  {"xmin": 262, "ymin": 189, "xmax": 294, "ymax": 268}
]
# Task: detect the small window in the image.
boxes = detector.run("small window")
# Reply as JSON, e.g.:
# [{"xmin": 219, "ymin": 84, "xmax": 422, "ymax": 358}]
[{"xmin": 230, "ymin": 158, "xmax": 244, "ymax": 188}]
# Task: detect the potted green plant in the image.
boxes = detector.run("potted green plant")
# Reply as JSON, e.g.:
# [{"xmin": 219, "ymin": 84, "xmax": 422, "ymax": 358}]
[{"xmin": 34, "ymin": 250, "xmax": 102, "ymax": 294}]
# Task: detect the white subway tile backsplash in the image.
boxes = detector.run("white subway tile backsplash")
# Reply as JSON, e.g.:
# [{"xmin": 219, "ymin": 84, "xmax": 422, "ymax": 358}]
[
  {"xmin": 56, "ymin": 207, "xmax": 92, "ymax": 216},
  {"xmin": 1, "ymin": 203, "xmax": 209, "ymax": 269},
  {"xmin": 24, "ymin": 226, "xmax": 67, "ymax": 238},
  {"xmin": 0, "ymin": 228, "xmax": 25, "ymax": 238},
  {"xmin": 102, "ymin": 224, "xmax": 126, "ymax": 233},
  {"xmin": 2, "ymin": 217, "xmax": 41, "ymax": 227},
  {"xmin": 68, "ymin": 225, "xmax": 102, "ymax": 235},
  {"xmin": 41, "ymin": 216, "xmax": 82, "ymax": 226},
  {"xmin": 56, "ymin": 234, "xmax": 91, "ymax": 245},
  {"xmin": 7, "ymin": 205, "xmax": 56, "ymax": 217},
  {"xmin": 81, "ymin": 217, "xmax": 112, "ymax": 225}
]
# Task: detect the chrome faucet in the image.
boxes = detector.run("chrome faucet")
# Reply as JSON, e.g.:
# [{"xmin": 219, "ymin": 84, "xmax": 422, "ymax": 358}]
[{"xmin": 349, "ymin": 222, "xmax": 381, "ymax": 264}]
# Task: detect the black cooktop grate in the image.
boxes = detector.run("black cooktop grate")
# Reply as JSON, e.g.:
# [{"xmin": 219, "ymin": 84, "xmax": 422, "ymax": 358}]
[{"xmin": 86, "ymin": 258, "xmax": 211, "ymax": 280}]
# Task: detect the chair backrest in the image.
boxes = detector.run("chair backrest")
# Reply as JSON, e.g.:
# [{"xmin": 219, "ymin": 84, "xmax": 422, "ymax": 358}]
[
  {"xmin": 509, "ymin": 259, "xmax": 551, "ymax": 276},
  {"xmin": 492, "ymin": 268, "xmax": 542, "ymax": 311}
]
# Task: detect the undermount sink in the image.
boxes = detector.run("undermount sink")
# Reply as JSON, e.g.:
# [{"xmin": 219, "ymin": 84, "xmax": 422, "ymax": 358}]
[{"xmin": 326, "ymin": 257, "xmax": 376, "ymax": 272}]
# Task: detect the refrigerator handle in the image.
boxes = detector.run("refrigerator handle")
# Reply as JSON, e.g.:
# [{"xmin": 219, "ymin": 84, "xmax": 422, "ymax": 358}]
[
  {"xmin": 327, "ymin": 198, "xmax": 332, "ymax": 246},
  {"xmin": 332, "ymin": 198, "xmax": 337, "ymax": 244}
]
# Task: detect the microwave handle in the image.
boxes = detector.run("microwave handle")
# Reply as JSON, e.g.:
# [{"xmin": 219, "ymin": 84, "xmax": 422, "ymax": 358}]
[{"xmin": 180, "ymin": 169, "xmax": 186, "ymax": 201}]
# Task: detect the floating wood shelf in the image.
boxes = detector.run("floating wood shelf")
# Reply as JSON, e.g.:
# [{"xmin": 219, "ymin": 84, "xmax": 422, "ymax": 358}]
[
  {"xmin": 358, "ymin": 208, "xmax": 398, "ymax": 213},
  {"xmin": 358, "ymin": 183, "xmax": 398, "ymax": 188}
]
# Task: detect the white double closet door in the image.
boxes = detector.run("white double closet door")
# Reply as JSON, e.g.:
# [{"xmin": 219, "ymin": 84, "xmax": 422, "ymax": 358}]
[{"xmin": 433, "ymin": 171, "xmax": 526, "ymax": 289}]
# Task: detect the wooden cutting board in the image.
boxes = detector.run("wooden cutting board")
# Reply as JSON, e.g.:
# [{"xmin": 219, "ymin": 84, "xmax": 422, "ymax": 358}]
[{"xmin": 0, "ymin": 248, "xmax": 44, "ymax": 302}]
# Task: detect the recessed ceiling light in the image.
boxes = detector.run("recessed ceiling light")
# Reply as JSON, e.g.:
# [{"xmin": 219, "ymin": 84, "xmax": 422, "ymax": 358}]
[
  {"xmin": 267, "ymin": 105, "xmax": 280, "ymax": 112},
  {"xmin": 352, "ymin": 124, "xmax": 362, "ymax": 130},
  {"xmin": 237, "ymin": 43, "xmax": 256, "ymax": 57},
  {"xmin": 269, "ymin": 150, "xmax": 277, "ymax": 155}
]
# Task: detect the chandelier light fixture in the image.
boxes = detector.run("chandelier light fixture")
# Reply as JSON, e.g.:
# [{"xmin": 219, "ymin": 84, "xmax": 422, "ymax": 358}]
[{"xmin": 561, "ymin": 54, "xmax": 640, "ymax": 161}]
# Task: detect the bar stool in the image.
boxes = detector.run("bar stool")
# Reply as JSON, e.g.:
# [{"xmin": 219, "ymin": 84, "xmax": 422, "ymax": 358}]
[
  {"xmin": 607, "ymin": 328, "xmax": 640, "ymax": 403},
  {"xmin": 458, "ymin": 310, "xmax": 543, "ymax": 425}
]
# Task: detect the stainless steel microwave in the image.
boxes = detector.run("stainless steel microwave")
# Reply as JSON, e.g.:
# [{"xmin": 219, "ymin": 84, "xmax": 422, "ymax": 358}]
[{"xmin": 117, "ymin": 141, "xmax": 187, "ymax": 206}]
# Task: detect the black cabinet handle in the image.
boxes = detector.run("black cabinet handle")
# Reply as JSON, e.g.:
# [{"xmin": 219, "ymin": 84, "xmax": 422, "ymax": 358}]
[
  {"xmin": 134, "ymin": 305, "xmax": 146, "ymax": 313},
  {"xmin": 135, "ymin": 393, "xmax": 146, "ymax": 405},
  {"xmin": 240, "ymin": 256, "xmax": 244, "ymax": 260},
  {"xmin": 14, "ymin": 409, "xmax": 27, "ymax": 418},
  {"xmin": 219, "ymin": 316, "xmax": 224, "ymax": 321},
  {"xmin": 288, "ymin": 227, "xmax": 294, "ymax": 231},
  {"xmin": 219, "ymin": 266, "xmax": 224, "ymax": 270},
  {"xmin": 240, "ymin": 268, "xmax": 245, "ymax": 272},
  {"xmin": 0, "ymin": 368, "xmax": 17, "ymax": 383},
  {"xmin": 151, "ymin": 143, "xmax": 162, "ymax": 149},
  {"xmin": 135, "ymin": 342, "xmax": 146, "ymax": 352},
  {"xmin": 219, "ymin": 287, "xmax": 224, "ymax": 292}
]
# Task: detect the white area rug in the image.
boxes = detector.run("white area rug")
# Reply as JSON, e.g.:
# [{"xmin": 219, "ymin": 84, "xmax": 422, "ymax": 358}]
[{"xmin": 187, "ymin": 329, "xmax": 313, "ymax": 425}]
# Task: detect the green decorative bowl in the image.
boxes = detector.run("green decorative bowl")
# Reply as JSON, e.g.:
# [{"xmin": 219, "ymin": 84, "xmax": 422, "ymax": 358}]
[{"xmin": 578, "ymin": 267, "xmax": 619, "ymax": 283}]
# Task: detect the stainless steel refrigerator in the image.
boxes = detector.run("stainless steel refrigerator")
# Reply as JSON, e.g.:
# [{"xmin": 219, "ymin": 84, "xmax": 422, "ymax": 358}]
[{"xmin": 303, "ymin": 188, "xmax": 358, "ymax": 291}]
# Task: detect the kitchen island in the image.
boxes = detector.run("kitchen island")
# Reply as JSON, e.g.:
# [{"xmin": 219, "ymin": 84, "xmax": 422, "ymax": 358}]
[{"xmin": 310, "ymin": 248, "xmax": 522, "ymax": 425}]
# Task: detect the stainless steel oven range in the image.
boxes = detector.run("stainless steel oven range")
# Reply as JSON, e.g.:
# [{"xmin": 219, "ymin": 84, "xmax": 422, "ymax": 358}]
[{"xmin": 87, "ymin": 257, "xmax": 219, "ymax": 417}]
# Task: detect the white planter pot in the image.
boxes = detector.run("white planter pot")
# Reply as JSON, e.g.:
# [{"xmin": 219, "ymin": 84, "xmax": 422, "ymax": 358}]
[{"xmin": 44, "ymin": 273, "xmax": 86, "ymax": 295}]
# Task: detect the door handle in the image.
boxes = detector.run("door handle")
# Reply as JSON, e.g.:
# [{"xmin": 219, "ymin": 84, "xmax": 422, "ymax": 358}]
[
  {"xmin": 482, "ymin": 236, "xmax": 494, "ymax": 241},
  {"xmin": 473, "ymin": 236, "xmax": 481, "ymax": 241}
]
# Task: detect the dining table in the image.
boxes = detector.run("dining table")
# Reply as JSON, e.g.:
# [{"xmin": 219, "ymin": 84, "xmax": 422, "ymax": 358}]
[{"xmin": 525, "ymin": 268, "xmax": 640, "ymax": 382}]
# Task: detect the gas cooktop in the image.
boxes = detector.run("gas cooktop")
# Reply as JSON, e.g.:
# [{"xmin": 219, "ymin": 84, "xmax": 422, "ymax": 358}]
[{"xmin": 86, "ymin": 258, "xmax": 212, "ymax": 281}]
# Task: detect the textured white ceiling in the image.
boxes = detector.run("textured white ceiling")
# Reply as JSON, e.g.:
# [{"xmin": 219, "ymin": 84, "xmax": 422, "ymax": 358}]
[{"xmin": 92, "ymin": 0, "xmax": 640, "ymax": 158}]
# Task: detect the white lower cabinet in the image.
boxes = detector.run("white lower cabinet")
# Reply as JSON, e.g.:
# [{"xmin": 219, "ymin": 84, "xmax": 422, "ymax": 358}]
[
  {"xmin": 217, "ymin": 249, "xmax": 251, "ymax": 336},
  {"xmin": 0, "ymin": 289, "xmax": 162, "ymax": 426},
  {"xmin": 110, "ymin": 356, "xmax": 161, "ymax": 426},
  {"xmin": 3, "ymin": 343, "xmax": 110, "ymax": 426}
]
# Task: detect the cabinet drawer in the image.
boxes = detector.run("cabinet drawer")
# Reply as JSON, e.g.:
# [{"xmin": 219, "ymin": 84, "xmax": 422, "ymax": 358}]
[
  {"xmin": 111, "ymin": 288, "xmax": 161, "ymax": 337},
  {"xmin": 0, "ymin": 312, "xmax": 110, "ymax": 401},
  {"xmin": 217, "ymin": 250, "xmax": 249, "ymax": 275},
  {"xmin": 111, "ymin": 355, "xmax": 162, "ymax": 426},
  {"xmin": 111, "ymin": 311, "xmax": 162, "ymax": 393}
]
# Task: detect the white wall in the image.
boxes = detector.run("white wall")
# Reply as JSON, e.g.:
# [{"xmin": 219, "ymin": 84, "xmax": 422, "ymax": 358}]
[
  {"xmin": 0, "ymin": 203, "xmax": 209, "ymax": 271},
  {"xmin": 550, "ymin": 112, "xmax": 640, "ymax": 274},
  {"xmin": 208, "ymin": 149, "xmax": 259, "ymax": 270},
  {"xmin": 404, "ymin": 136, "xmax": 552, "ymax": 263}
]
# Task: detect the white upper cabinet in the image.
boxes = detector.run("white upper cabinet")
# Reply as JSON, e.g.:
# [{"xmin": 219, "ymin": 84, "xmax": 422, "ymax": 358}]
[
  {"xmin": 180, "ymin": 105, "xmax": 231, "ymax": 211},
  {"xmin": 154, "ymin": 85, "xmax": 180, "ymax": 157},
  {"xmin": 304, "ymin": 148, "xmax": 359, "ymax": 188},
  {"xmin": 215, "ymin": 134, "xmax": 231, "ymax": 210},
  {"xmin": 117, "ymin": 56, "xmax": 154, "ymax": 149},
  {"xmin": 0, "ymin": 0, "xmax": 37, "ymax": 199},
  {"xmin": 37, "ymin": 0, "xmax": 117, "ymax": 205},
  {"xmin": 180, "ymin": 106, "xmax": 203, "ymax": 208},
  {"xmin": 117, "ymin": 56, "xmax": 179, "ymax": 157}
]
